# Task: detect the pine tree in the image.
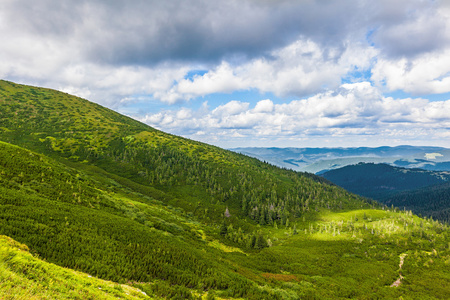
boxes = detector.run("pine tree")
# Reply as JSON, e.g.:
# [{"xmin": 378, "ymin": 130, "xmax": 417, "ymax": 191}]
[
  {"xmin": 248, "ymin": 234, "xmax": 257, "ymax": 249},
  {"xmin": 241, "ymin": 196, "xmax": 248, "ymax": 215},
  {"xmin": 219, "ymin": 222, "xmax": 228, "ymax": 236},
  {"xmin": 255, "ymin": 234, "xmax": 268, "ymax": 249}
]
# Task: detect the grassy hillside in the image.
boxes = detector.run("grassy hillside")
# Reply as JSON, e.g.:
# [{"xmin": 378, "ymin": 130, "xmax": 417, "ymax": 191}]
[
  {"xmin": 0, "ymin": 235, "xmax": 150, "ymax": 300},
  {"xmin": 0, "ymin": 80, "xmax": 450, "ymax": 299},
  {"xmin": 0, "ymin": 140, "xmax": 262, "ymax": 298},
  {"xmin": 0, "ymin": 79, "xmax": 367, "ymax": 223}
]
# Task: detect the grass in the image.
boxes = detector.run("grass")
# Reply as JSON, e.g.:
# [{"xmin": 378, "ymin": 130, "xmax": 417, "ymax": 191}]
[
  {"xmin": 231, "ymin": 208, "xmax": 450, "ymax": 299},
  {"xmin": 0, "ymin": 80, "xmax": 449, "ymax": 299},
  {"xmin": 208, "ymin": 240, "xmax": 246, "ymax": 254},
  {"xmin": 0, "ymin": 235, "xmax": 150, "ymax": 300}
]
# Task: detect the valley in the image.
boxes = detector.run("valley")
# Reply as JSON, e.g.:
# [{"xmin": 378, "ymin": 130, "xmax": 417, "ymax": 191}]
[{"xmin": 0, "ymin": 80, "xmax": 449, "ymax": 299}]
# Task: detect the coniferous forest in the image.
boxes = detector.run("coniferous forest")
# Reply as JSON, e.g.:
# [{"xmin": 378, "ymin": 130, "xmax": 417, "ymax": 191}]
[
  {"xmin": 1, "ymin": 80, "xmax": 450, "ymax": 299},
  {"xmin": 321, "ymin": 163, "xmax": 450, "ymax": 224}
]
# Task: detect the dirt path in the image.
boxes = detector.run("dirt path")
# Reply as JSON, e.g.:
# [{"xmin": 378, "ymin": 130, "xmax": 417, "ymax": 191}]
[{"xmin": 390, "ymin": 253, "xmax": 407, "ymax": 287}]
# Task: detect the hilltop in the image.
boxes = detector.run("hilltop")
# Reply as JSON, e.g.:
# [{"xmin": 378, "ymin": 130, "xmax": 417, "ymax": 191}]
[
  {"xmin": 0, "ymin": 80, "xmax": 366, "ymax": 224},
  {"xmin": 0, "ymin": 80, "xmax": 449, "ymax": 299}
]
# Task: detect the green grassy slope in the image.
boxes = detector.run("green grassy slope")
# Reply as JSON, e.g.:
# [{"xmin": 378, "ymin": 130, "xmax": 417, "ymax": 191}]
[
  {"xmin": 0, "ymin": 80, "xmax": 449, "ymax": 299},
  {"xmin": 0, "ymin": 79, "xmax": 370, "ymax": 222},
  {"xmin": 0, "ymin": 235, "xmax": 150, "ymax": 300},
  {"xmin": 0, "ymin": 140, "xmax": 259, "ymax": 298}
]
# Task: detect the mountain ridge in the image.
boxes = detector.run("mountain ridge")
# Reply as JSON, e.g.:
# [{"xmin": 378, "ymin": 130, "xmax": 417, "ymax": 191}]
[
  {"xmin": 231, "ymin": 146, "xmax": 450, "ymax": 174},
  {"xmin": 1, "ymin": 80, "xmax": 449, "ymax": 299}
]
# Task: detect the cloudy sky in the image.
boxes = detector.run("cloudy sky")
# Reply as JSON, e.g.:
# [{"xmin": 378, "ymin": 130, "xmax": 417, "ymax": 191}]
[{"xmin": 1, "ymin": 0, "xmax": 450, "ymax": 148}]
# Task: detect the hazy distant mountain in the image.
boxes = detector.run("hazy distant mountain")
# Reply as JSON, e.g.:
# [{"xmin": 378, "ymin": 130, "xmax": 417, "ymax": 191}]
[
  {"xmin": 2, "ymin": 80, "xmax": 450, "ymax": 299},
  {"xmin": 0, "ymin": 80, "xmax": 380, "ymax": 298},
  {"xmin": 230, "ymin": 146, "xmax": 450, "ymax": 174}
]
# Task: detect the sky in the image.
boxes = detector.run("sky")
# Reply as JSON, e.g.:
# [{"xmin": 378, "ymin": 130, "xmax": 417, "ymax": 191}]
[{"xmin": 1, "ymin": 0, "xmax": 450, "ymax": 148}]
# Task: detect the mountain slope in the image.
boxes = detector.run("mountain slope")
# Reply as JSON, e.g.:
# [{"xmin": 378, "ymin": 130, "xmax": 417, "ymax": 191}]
[
  {"xmin": 0, "ymin": 79, "xmax": 365, "ymax": 223},
  {"xmin": 1, "ymin": 80, "xmax": 450, "ymax": 299},
  {"xmin": 0, "ymin": 140, "xmax": 249, "ymax": 298},
  {"xmin": 0, "ymin": 235, "xmax": 149, "ymax": 299},
  {"xmin": 321, "ymin": 163, "xmax": 450, "ymax": 223},
  {"xmin": 321, "ymin": 163, "xmax": 450, "ymax": 200},
  {"xmin": 385, "ymin": 181, "xmax": 450, "ymax": 223},
  {"xmin": 0, "ymin": 80, "xmax": 375, "ymax": 298}
]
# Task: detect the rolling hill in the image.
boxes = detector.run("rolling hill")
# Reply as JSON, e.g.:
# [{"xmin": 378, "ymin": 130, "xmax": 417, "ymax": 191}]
[{"xmin": 1, "ymin": 80, "xmax": 450, "ymax": 299}]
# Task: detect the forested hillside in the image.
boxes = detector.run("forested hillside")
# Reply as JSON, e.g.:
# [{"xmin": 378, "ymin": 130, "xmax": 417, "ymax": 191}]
[
  {"xmin": 385, "ymin": 181, "xmax": 450, "ymax": 224},
  {"xmin": 321, "ymin": 163, "xmax": 450, "ymax": 200},
  {"xmin": 0, "ymin": 80, "xmax": 450, "ymax": 299},
  {"xmin": 0, "ymin": 80, "xmax": 366, "ymax": 224},
  {"xmin": 321, "ymin": 163, "xmax": 450, "ymax": 223}
]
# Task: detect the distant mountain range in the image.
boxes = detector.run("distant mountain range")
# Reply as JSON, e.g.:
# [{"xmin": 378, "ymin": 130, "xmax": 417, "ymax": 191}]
[
  {"xmin": 230, "ymin": 146, "xmax": 450, "ymax": 174},
  {"xmin": 2, "ymin": 80, "xmax": 450, "ymax": 299},
  {"xmin": 231, "ymin": 146, "xmax": 450, "ymax": 223}
]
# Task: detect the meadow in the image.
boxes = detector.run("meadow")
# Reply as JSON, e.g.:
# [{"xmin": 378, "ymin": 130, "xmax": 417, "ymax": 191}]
[{"xmin": 0, "ymin": 80, "xmax": 449, "ymax": 299}]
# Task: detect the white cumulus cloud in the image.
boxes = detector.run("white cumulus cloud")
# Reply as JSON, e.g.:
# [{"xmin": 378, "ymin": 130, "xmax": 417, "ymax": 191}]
[{"xmin": 137, "ymin": 83, "xmax": 450, "ymax": 147}]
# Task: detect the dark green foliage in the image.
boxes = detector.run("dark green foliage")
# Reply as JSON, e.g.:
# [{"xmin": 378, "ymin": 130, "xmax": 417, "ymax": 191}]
[
  {"xmin": 220, "ymin": 222, "xmax": 228, "ymax": 236},
  {"xmin": 0, "ymin": 79, "xmax": 373, "ymax": 229},
  {"xmin": 255, "ymin": 234, "xmax": 268, "ymax": 249},
  {"xmin": 385, "ymin": 181, "xmax": 450, "ymax": 223},
  {"xmin": 0, "ymin": 80, "xmax": 449, "ymax": 299},
  {"xmin": 0, "ymin": 143, "xmax": 208, "ymax": 283},
  {"xmin": 321, "ymin": 162, "xmax": 450, "ymax": 223},
  {"xmin": 321, "ymin": 163, "xmax": 449, "ymax": 200}
]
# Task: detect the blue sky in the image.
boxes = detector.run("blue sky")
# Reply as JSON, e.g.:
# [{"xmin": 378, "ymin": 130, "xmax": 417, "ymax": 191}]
[{"xmin": 1, "ymin": 0, "xmax": 450, "ymax": 148}]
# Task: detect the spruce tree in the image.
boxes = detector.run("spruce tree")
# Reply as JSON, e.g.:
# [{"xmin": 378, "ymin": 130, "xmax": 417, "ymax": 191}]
[
  {"xmin": 255, "ymin": 234, "xmax": 268, "ymax": 249},
  {"xmin": 219, "ymin": 222, "xmax": 228, "ymax": 236}
]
